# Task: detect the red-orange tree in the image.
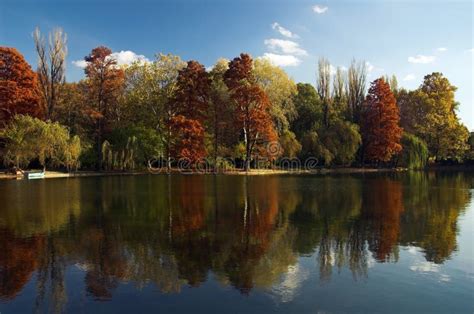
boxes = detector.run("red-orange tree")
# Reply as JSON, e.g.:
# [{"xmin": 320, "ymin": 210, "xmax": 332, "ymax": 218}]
[
  {"xmin": 224, "ymin": 53, "xmax": 276, "ymax": 170},
  {"xmin": 170, "ymin": 115, "xmax": 206, "ymax": 164},
  {"xmin": 170, "ymin": 60, "xmax": 210, "ymax": 164},
  {"xmin": 83, "ymin": 46, "xmax": 124, "ymax": 169},
  {"xmin": 0, "ymin": 47, "xmax": 43, "ymax": 126},
  {"xmin": 361, "ymin": 78, "xmax": 402, "ymax": 163}
]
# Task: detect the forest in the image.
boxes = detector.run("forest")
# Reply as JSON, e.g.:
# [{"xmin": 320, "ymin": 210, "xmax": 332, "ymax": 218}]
[{"xmin": 1, "ymin": 27, "xmax": 473, "ymax": 172}]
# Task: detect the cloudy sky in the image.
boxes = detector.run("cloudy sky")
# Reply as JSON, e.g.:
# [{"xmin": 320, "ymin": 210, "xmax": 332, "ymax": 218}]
[{"xmin": 1, "ymin": 0, "xmax": 473, "ymax": 129}]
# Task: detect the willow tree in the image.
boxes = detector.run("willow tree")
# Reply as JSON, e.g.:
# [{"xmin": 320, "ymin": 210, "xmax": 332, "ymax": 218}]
[
  {"xmin": 33, "ymin": 27, "xmax": 67, "ymax": 119},
  {"xmin": 1, "ymin": 115, "xmax": 80, "ymax": 170}
]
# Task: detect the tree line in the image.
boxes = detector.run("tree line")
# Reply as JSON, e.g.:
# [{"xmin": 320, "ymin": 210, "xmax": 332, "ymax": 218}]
[{"xmin": 0, "ymin": 27, "xmax": 472, "ymax": 171}]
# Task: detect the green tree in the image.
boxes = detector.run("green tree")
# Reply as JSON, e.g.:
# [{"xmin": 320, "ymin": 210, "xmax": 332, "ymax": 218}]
[
  {"xmin": 208, "ymin": 59, "xmax": 234, "ymax": 164},
  {"xmin": 253, "ymin": 58, "xmax": 297, "ymax": 134},
  {"xmin": 291, "ymin": 83, "xmax": 322, "ymax": 138},
  {"xmin": 123, "ymin": 53, "xmax": 186, "ymax": 168},
  {"xmin": 1, "ymin": 115, "xmax": 80, "ymax": 170},
  {"xmin": 397, "ymin": 73, "xmax": 469, "ymax": 160}
]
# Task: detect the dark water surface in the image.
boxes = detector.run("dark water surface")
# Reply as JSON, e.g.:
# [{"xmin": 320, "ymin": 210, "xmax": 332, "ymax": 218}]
[{"xmin": 0, "ymin": 172, "xmax": 473, "ymax": 313}]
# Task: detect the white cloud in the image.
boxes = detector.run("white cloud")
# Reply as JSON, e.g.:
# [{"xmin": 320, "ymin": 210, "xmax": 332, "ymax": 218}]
[
  {"xmin": 403, "ymin": 74, "xmax": 416, "ymax": 81},
  {"xmin": 313, "ymin": 5, "xmax": 328, "ymax": 14},
  {"xmin": 436, "ymin": 47, "xmax": 447, "ymax": 52},
  {"xmin": 264, "ymin": 38, "xmax": 308, "ymax": 56},
  {"xmin": 467, "ymin": 48, "xmax": 474, "ymax": 53},
  {"xmin": 71, "ymin": 60, "xmax": 88, "ymax": 68},
  {"xmin": 109, "ymin": 50, "xmax": 149, "ymax": 66},
  {"xmin": 260, "ymin": 53, "xmax": 301, "ymax": 67},
  {"xmin": 408, "ymin": 54, "xmax": 436, "ymax": 64},
  {"xmin": 72, "ymin": 50, "xmax": 149, "ymax": 69},
  {"xmin": 271, "ymin": 22, "xmax": 298, "ymax": 39}
]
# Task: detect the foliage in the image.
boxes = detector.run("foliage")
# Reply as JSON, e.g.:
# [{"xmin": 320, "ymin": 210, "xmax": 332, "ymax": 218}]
[
  {"xmin": 398, "ymin": 132, "xmax": 428, "ymax": 169},
  {"xmin": 83, "ymin": 46, "xmax": 125, "ymax": 169},
  {"xmin": 224, "ymin": 53, "xmax": 277, "ymax": 170},
  {"xmin": 108, "ymin": 126, "xmax": 163, "ymax": 167},
  {"xmin": 253, "ymin": 58, "xmax": 297, "ymax": 133},
  {"xmin": 0, "ymin": 47, "xmax": 43, "ymax": 126},
  {"xmin": 397, "ymin": 73, "xmax": 469, "ymax": 160},
  {"xmin": 170, "ymin": 115, "xmax": 206, "ymax": 164},
  {"xmin": 208, "ymin": 59, "xmax": 234, "ymax": 161},
  {"xmin": 291, "ymin": 83, "xmax": 322, "ymax": 138},
  {"xmin": 101, "ymin": 136, "xmax": 138, "ymax": 171},
  {"xmin": 169, "ymin": 60, "xmax": 210, "ymax": 163},
  {"xmin": 279, "ymin": 130, "xmax": 301, "ymax": 158},
  {"xmin": 0, "ymin": 115, "xmax": 80, "ymax": 170},
  {"xmin": 361, "ymin": 78, "xmax": 402, "ymax": 163},
  {"xmin": 3, "ymin": 38, "xmax": 470, "ymax": 170}
]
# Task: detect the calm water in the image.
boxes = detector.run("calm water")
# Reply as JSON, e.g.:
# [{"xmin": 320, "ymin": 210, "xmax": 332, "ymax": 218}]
[{"xmin": 0, "ymin": 172, "xmax": 473, "ymax": 313}]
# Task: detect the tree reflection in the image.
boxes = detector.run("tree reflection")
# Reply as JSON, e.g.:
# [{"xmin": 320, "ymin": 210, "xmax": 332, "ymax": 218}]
[{"xmin": 0, "ymin": 172, "xmax": 471, "ymax": 307}]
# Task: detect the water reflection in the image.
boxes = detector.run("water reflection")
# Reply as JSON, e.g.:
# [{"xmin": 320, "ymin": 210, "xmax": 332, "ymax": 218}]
[{"xmin": 0, "ymin": 172, "xmax": 471, "ymax": 311}]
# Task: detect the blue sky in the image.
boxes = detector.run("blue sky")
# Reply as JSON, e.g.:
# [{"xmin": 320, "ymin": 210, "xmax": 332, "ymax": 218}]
[{"xmin": 1, "ymin": 0, "xmax": 473, "ymax": 129}]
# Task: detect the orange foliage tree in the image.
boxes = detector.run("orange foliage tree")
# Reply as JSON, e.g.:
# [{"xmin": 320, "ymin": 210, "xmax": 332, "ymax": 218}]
[
  {"xmin": 224, "ymin": 53, "xmax": 276, "ymax": 170},
  {"xmin": 0, "ymin": 47, "xmax": 43, "ymax": 126},
  {"xmin": 361, "ymin": 78, "xmax": 402, "ymax": 163},
  {"xmin": 170, "ymin": 115, "xmax": 206, "ymax": 163},
  {"xmin": 83, "ymin": 46, "xmax": 125, "ymax": 169},
  {"xmin": 170, "ymin": 60, "xmax": 210, "ymax": 164}
]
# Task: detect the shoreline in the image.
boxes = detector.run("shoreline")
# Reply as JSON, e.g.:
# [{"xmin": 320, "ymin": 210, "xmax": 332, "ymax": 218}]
[
  {"xmin": 0, "ymin": 167, "xmax": 410, "ymax": 181},
  {"xmin": 1, "ymin": 166, "xmax": 472, "ymax": 181}
]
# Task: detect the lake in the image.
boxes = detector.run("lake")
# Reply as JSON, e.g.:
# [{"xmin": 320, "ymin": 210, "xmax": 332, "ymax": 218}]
[{"xmin": 0, "ymin": 172, "xmax": 473, "ymax": 313}]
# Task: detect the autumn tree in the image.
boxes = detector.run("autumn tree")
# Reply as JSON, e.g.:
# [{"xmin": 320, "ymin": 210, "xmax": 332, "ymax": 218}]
[
  {"xmin": 170, "ymin": 60, "xmax": 210, "ymax": 164},
  {"xmin": 83, "ymin": 46, "xmax": 124, "ymax": 169},
  {"xmin": 253, "ymin": 58, "xmax": 297, "ymax": 134},
  {"xmin": 53, "ymin": 81, "xmax": 88, "ymax": 137},
  {"xmin": 0, "ymin": 47, "xmax": 43, "ymax": 126},
  {"xmin": 361, "ymin": 78, "xmax": 402, "ymax": 163},
  {"xmin": 224, "ymin": 53, "xmax": 276, "ymax": 171},
  {"xmin": 397, "ymin": 73, "xmax": 469, "ymax": 160},
  {"xmin": 170, "ymin": 115, "xmax": 207, "ymax": 164},
  {"xmin": 33, "ymin": 27, "xmax": 67, "ymax": 119}
]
